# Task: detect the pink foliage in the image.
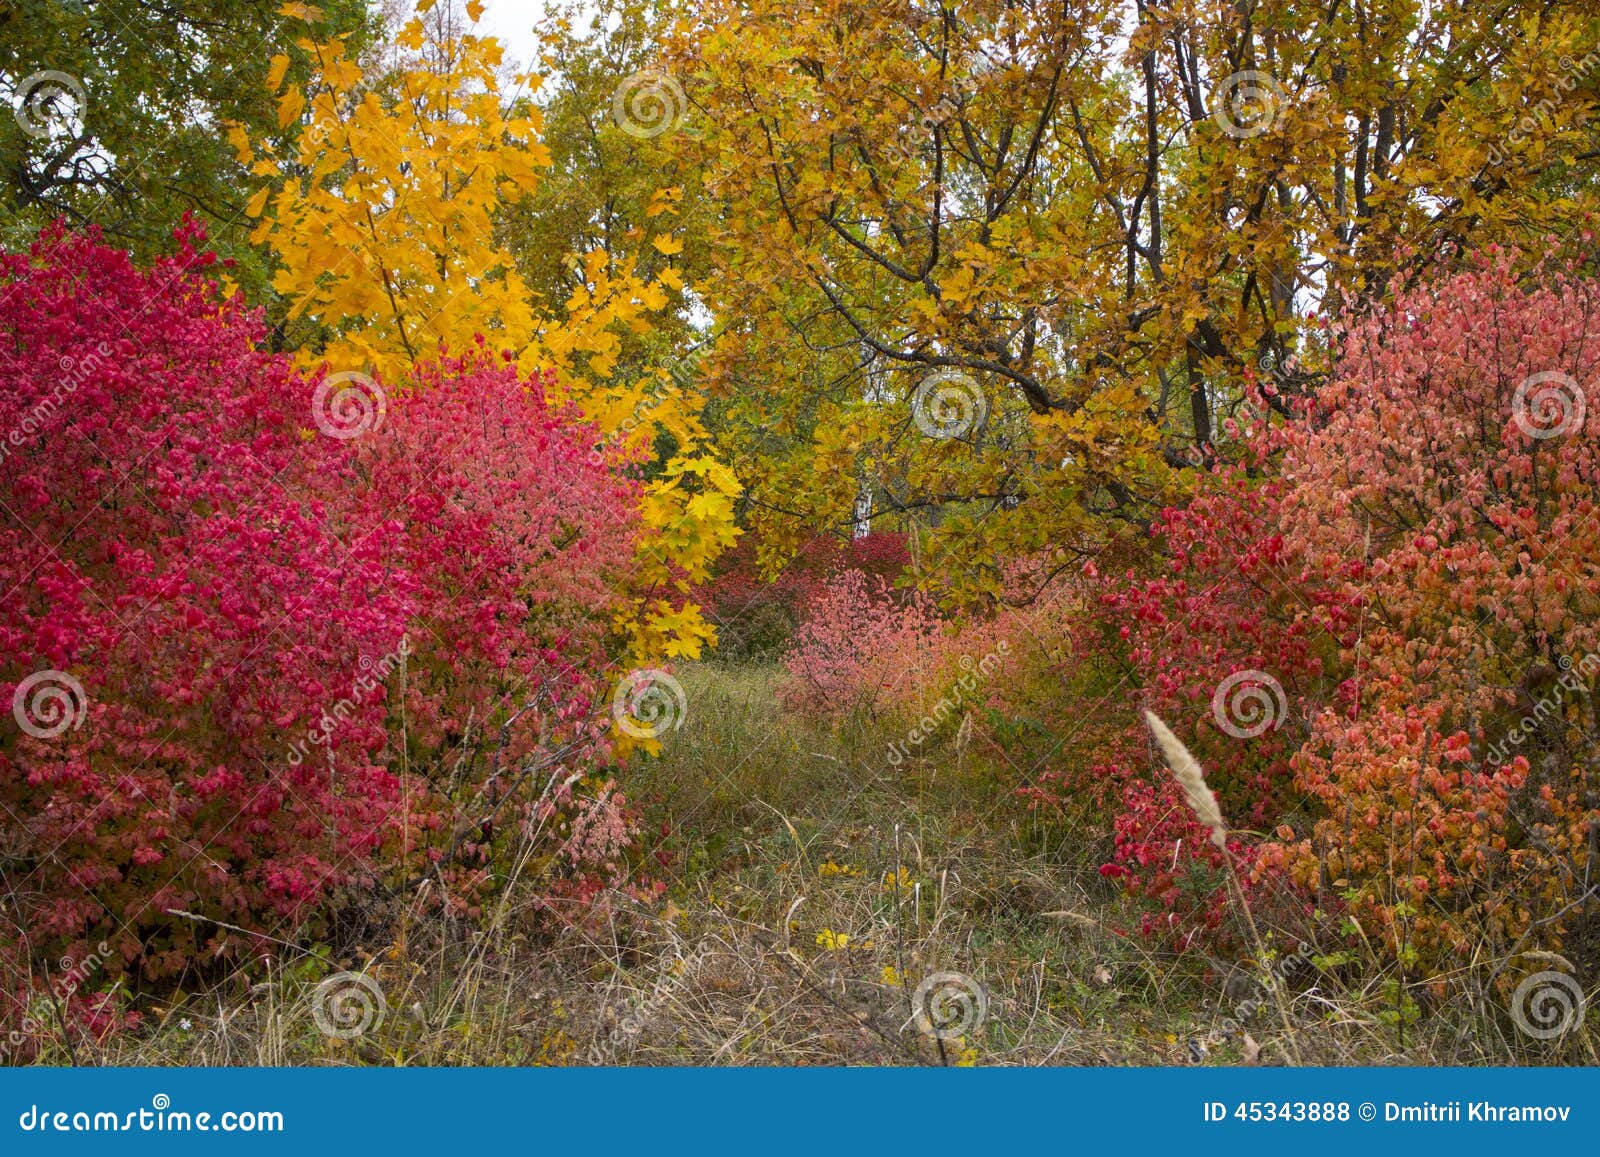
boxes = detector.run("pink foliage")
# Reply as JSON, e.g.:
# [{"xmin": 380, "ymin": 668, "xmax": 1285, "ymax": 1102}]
[
  {"xmin": 696, "ymin": 531, "xmax": 909, "ymax": 655},
  {"xmin": 1258, "ymin": 250, "xmax": 1600, "ymax": 962},
  {"xmin": 779, "ymin": 569, "xmax": 950, "ymax": 717}
]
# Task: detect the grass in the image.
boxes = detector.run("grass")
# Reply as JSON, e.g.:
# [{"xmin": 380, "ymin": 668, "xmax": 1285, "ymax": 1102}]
[{"xmin": 27, "ymin": 662, "xmax": 1600, "ymax": 1066}]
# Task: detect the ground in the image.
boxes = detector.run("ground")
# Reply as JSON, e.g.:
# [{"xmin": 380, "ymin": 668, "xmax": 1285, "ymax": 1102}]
[{"xmin": 48, "ymin": 664, "xmax": 1599, "ymax": 1067}]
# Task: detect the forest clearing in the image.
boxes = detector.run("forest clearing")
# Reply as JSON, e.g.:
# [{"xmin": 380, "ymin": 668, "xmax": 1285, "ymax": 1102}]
[{"xmin": 1, "ymin": 0, "xmax": 1598, "ymax": 1070}]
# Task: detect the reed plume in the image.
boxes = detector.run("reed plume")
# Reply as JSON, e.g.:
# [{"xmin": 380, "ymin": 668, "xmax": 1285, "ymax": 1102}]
[{"xmin": 1142, "ymin": 709, "xmax": 1227, "ymax": 848}]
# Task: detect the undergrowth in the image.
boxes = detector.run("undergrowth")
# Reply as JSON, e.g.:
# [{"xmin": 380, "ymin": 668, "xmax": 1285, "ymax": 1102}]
[{"xmin": 32, "ymin": 664, "xmax": 1597, "ymax": 1067}]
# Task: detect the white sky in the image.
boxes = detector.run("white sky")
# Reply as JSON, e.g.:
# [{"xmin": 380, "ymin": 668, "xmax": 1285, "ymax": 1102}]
[{"xmin": 474, "ymin": 0, "xmax": 551, "ymax": 72}]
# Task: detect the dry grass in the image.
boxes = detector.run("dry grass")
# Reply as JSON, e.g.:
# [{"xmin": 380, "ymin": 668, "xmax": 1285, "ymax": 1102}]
[{"xmin": 28, "ymin": 663, "xmax": 1600, "ymax": 1067}]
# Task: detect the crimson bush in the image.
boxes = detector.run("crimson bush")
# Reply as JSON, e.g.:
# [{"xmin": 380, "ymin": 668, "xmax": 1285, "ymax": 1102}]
[{"xmin": 0, "ymin": 225, "xmax": 642, "ymax": 999}]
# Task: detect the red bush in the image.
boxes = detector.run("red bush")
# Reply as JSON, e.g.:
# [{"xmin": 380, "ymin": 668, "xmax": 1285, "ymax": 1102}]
[
  {"xmin": 351, "ymin": 349, "xmax": 644, "ymax": 914},
  {"xmin": 778, "ymin": 568, "xmax": 950, "ymax": 717},
  {"xmin": 0, "ymin": 225, "xmax": 642, "ymax": 999},
  {"xmin": 696, "ymin": 531, "xmax": 909, "ymax": 656},
  {"xmin": 1025, "ymin": 468, "xmax": 1350, "ymax": 943},
  {"xmin": 1263, "ymin": 250, "xmax": 1600, "ymax": 968}
]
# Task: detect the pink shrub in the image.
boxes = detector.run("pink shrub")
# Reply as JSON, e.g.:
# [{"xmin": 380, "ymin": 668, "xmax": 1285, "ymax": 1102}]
[
  {"xmin": 695, "ymin": 531, "xmax": 909, "ymax": 657},
  {"xmin": 779, "ymin": 569, "xmax": 949, "ymax": 717},
  {"xmin": 350, "ymin": 351, "xmax": 644, "ymax": 913}
]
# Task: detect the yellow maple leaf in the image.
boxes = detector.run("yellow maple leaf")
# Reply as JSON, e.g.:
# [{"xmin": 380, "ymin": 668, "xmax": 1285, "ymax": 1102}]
[
  {"xmin": 224, "ymin": 123, "xmax": 254, "ymax": 164},
  {"xmin": 266, "ymin": 53, "xmax": 291, "ymax": 92},
  {"xmin": 276, "ymin": 88, "xmax": 305, "ymax": 128}
]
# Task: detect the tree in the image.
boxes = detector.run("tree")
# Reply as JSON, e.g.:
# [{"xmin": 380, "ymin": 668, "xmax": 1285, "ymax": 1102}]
[
  {"xmin": 245, "ymin": 0, "xmax": 740, "ymax": 672},
  {"xmin": 667, "ymin": 0, "xmax": 1600, "ymax": 600},
  {"xmin": 0, "ymin": 0, "xmax": 372, "ymax": 290},
  {"xmin": 509, "ymin": 0, "xmax": 715, "ymax": 397}
]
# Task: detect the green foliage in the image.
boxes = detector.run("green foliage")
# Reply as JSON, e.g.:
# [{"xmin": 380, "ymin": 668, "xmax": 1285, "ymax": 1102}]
[{"xmin": 0, "ymin": 0, "xmax": 373, "ymax": 294}]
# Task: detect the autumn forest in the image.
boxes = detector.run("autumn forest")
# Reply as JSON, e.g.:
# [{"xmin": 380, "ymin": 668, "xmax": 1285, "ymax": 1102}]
[{"xmin": 1, "ymin": 0, "xmax": 1598, "ymax": 1067}]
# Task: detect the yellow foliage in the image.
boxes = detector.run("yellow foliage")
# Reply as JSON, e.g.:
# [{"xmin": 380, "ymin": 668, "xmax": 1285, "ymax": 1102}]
[{"xmin": 249, "ymin": 2, "xmax": 738, "ymax": 674}]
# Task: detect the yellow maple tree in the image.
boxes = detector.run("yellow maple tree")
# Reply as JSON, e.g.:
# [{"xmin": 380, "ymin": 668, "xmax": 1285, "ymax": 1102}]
[{"xmin": 241, "ymin": 0, "xmax": 739, "ymax": 685}]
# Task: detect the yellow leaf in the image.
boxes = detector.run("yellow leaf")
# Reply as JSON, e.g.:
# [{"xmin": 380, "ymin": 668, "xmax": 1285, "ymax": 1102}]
[
  {"xmin": 466, "ymin": 0, "xmax": 486, "ymax": 19},
  {"xmin": 243, "ymin": 11, "xmax": 740, "ymax": 679},
  {"xmin": 266, "ymin": 53, "xmax": 291, "ymax": 92},
  {"xmin": 224, "ymin": 123, "xmax": 254, "ymax": 164},
  {"xmin": 276, "ymin": 88, "xmax": 305, "ymax": 129}
]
